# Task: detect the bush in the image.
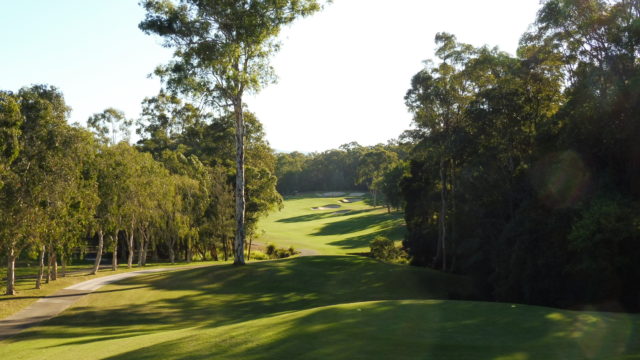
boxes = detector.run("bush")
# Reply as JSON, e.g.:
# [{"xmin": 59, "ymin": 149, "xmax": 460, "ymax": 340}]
[
  {"xmin": 263, "ymin": 243, "xmax": 299, "ymax": 259},
  {"xmin": 370, "ymin": 236, "xmax": 404, "ymax": 262},
  {"xmin": 265, "ymin": 243, "xmax": 277, "ymax": 257},
  {"xmin": 249, "ymin": 250, "xmax": 269, "ymax": 261}
]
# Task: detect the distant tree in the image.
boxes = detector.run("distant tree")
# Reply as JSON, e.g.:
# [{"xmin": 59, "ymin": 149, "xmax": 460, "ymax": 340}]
[
  {"xmin": 87, "ymin": 108, "xmax": 132, "ymax": 145},
  {"xmin": 139, "ymin": 0, "xmax": 325, "ymax": 265},
  {"xmin": 356, "ymin": 147, "xmax": 398, "ymax": 207}
]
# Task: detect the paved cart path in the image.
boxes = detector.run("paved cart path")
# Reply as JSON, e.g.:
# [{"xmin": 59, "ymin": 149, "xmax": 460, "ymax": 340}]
[{"xmin": 0, "ymin": 267, "xmax": 190, "ymax": 340}]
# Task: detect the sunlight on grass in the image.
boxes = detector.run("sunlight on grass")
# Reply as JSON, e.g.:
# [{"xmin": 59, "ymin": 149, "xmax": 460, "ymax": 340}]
[{"xmin": 258, "ymin": 194, "xmax": 405, "ymax": 255}]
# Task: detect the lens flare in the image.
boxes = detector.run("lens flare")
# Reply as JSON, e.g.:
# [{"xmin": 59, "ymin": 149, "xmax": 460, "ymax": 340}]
[{"xmin": 532, "ymin": 150, "xmax": 590, "ymax": 208}]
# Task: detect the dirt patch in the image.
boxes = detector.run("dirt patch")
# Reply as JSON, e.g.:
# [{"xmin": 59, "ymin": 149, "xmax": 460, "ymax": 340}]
[
  {"xmin": 311, "ymin": 204, "xmax": 341, "ymax": 210},
  {"xmin": 339, "ymin": 198, "xmax": 362, "ymax": 203}
]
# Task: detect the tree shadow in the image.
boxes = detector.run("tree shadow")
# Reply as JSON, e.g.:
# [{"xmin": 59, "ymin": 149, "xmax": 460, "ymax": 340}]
[
  {"xmin": 104, "ymin": 299, "xmax": 640, "ymax": 360},
  {"xmin": 312, "ymin": 212, "xmax": 404, "ymax": 237},
  {"xmin": 276, "ymin": 208, "xmax": 376, "ymax": 223},
  {"xmin": 4, "ymin": 256, "xmax": 471, "ymax": 345}
]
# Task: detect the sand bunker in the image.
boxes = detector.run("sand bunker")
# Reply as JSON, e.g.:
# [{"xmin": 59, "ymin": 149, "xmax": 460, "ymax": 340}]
[
  {"xmin": 319, "ymin": 192, "xmax": 346, "ymax": 197},
  {"xmin": 339, "ymin": 198, "xmax": 362, "ymax": 203},
  {"xmin": 348, "ymin": 192, "xmax": 366, "ymax": 196},
  {"xmin": 311, "ymin": 204, "xmax": 341, "ymax": 210},
  {"xmin": 331, "ymin": 210, "xmax": 351, "ymax": 215}
]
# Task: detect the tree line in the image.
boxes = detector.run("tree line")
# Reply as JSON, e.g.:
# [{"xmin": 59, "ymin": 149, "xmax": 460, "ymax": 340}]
[
  {"xmin": 0, "ymin": 86, "xmax": 281, "ymax": 295},
  {"xmin": 401, "ymin": 0, "xmax": 640, "ymax": 312},
  {"xmin": 275, "ymin": 141, "xmax": 410, "ymax": 211},
  {"xmin": 1, "ymin": 0, "xmax": 326, "ymax": 295}
]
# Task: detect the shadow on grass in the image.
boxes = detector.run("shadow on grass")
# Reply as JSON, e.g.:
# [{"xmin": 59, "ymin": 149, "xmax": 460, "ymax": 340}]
[
  {"xmin": 105, "ymin": 299, "xmax": 640, "ymax": 360},
  {"xmin": 328, "ymin": 224, "xmax": 406, "ymax": 250},
  {"xmin": 276, "ymin": 208, "xmax": 376, "ymax": 223},
  {"xmin": 0, "ymin": 286, "xmax": 150, "ymax": 302},
  {"xmin": 312, "ymin": 212, "xmax": 404, "ymax": 237},
  {"xmin": 4, "ymin": 256, "xmax": 471, "ymax": 345}
]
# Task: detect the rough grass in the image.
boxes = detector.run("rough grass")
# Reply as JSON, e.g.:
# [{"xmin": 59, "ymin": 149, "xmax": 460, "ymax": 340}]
[
  {"xmin": 0, "ymin": 261, "xmax": 222, "ymax": 319},
  {"xmin": 259, "ymin": 195, "xmax": 405, "ymax": 255},
  {"xmin": 1, "ymin": 257, "xmax": 638, "ymax": 359}
]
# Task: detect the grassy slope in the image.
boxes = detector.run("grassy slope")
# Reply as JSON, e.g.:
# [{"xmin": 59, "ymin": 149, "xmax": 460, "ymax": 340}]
[
  {"xmin": 1, "ymin": 257, "xmax": 638, "ymax": 359},
  {"xmin": 2, "ymin": 195, "xmax": 639, "ymax": 359},
  {"xmin": 259, "ymin": 195, "xmax": 405, "ymax": 255}
]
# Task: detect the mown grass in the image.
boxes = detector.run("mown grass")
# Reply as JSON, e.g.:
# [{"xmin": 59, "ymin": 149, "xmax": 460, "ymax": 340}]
[
  {"xmin": 3, "ymin": 194, "xmax": 639, "ymax": 359},
  {"xmin": 0, "ymin": 261, "xmax": 223, "ymax": 319},
  {"xmin": 259, "ymin": 194, "xmax": 405, "ymax": 255},
  {"xmin": 1, "ymin": 257, "xmax": 638, "ymax": 359}
]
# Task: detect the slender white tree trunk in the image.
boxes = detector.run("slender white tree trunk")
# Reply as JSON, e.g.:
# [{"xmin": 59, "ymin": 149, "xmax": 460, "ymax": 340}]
[
  {"xmin": 36, "ymin": 245, "xmax": 45, "ymax": 289},
  {"xmin": 91, "ymin": 230, "xmax": 104, "ymax": 275},
  {"xmin": 112, "ymin": 230, "xmax": 118, "ymax": 271},
  {"xmin": 6, "ymin": 247, "xmax": 17, "ymax": 295},
  {"xmin": 46, "ymin": 248, "xmax": 52, "ymax": 283},
  {"xmin": 233, "ymin": 101, "xmax": 246, "ymax": 265},
  {"xmin": 127, "ymin": 223, "xmax": 134, "ymax": 268}
]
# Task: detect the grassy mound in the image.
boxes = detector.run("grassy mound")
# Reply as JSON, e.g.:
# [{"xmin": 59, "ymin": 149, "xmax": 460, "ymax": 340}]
[{"xmin": 1, "ymin": 257, "xmax": 638, "ymax": 359}]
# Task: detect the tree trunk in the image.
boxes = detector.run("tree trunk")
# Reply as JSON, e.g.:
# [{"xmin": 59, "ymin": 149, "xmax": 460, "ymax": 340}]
[
  {"xmin": 6, "ymin": 248, "xmax": 17, "ymax": 295},
  {"xmin": 169, "ymin": 244, "xmax": 175, "ymax": 264},
  {"xmin": 247, "ymin": 235, "xmax": 253, "ymax": 261},
  {"xmin": 36, "ymin": 245, "xmax": 45, "ymax": 289},
  {"xmin": 141, "ymin": 240, "xmax": 148, "ymax": 266},
  {"xmin": 46, "ymin": 248, "xmax": 52, "ymax": 283},
  {"xmin": 233, "ymin": 101, "xmax": 246, "ymax": 266},
  {"xmin": 61, "ymin": 252, "xmax": 66, "ymax": 277},
  {"xmin": 112, "ymin": 230, "xmax": 118, "ymax": 271},
  {"xmin": 449, "ymin": 159, "xmax": 457, "ymax": 273},
  {"xmin": 210, "ymin": 245, "xmax": 218, "ymax": 261},
  {"xmin": 186, "ymin": 237, "xmax": 192, "ymax": 263},
  {"xmin": 141, "ymin": 229, "xmax": 149, "ymax": 266},
  {"xmin": 127, "ymin": 224, "xmax": 134, "ymax": 268},
  {"xmin": 91, "ymin": 230, "xmax": 104, "ymax": 275},
  {"xmin": 51, "ymin": 251, "xmax": 58, "ymax": 281},
  {"xmin": 222, "ymin": 234, "xmax": 228, "ymax": 261},
  {"xmin": 434, "ymin": 157, "xmax": 447, "ymax": 270},
  {"xmin": 137, "ymin": 233, "xmax": 144, "ymax": 267}
]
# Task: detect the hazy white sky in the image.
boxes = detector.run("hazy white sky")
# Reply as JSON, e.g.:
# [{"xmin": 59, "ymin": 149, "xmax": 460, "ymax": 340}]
[{"xmin": 1, "ymin": 0, "xmax": 541, "ymax": 153}]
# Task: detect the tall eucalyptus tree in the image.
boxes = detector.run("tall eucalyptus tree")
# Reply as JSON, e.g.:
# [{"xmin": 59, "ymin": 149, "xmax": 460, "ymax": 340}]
[{"xmin": 139, "ymin": 0, "xmax": 325, "ymax": 265}]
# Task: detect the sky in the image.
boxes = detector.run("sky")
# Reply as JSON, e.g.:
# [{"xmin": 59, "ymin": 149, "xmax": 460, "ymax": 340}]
[{"xmin": 1, "ymin": 0, "xmax": 541, "ymax": 153}]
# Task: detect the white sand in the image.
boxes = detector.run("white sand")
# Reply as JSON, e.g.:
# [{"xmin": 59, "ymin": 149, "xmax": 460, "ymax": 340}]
[
  {"xmin": 321, "ymin": 192, "xmax": 346, "ymax": 197},
  {"xmin": 311, "ymin": 204, "xmax": 341, "ymax": 210},
  {"xmin": 339, "ymin": 198, "xmax": 362, "ymax": 203}
]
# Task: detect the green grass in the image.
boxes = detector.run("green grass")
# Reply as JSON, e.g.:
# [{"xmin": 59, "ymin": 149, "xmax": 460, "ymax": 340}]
[
  {"xmin": 0, "ymin": 261, "xmax": 223, "ymax": 319},
  {"xmin": 1, "ymin": 257, "xmax": 638, "ymax": 359},
  {"xmin": 259, "ymin": 194, "xmax": 405, "ymax": 255},
  {"xmin": 2, "ymin": 194, "xmax": 639, "ymax": 359}
]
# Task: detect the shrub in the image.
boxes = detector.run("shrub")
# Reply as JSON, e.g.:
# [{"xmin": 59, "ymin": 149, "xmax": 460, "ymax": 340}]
[
  {"xmin": 249, "ymin": 250, "xmax": 269, "ymax": 261},
  {"xmin": 370, "ymin": 236, "xmax": 403, "ymax": 262},
  {"xmin": 265, "ymin": 243, "xmax": 276, "ymax": 257}
]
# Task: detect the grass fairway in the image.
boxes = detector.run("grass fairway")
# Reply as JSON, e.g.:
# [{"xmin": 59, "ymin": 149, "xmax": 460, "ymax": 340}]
[
  {"xmin": 258, "ymin": 194, "xmax": 405, "ymax": 255},
  {"xmin": 1, "ymin": 257, "xmax": 639, "ymax": 359},
  {"xmin": 3, "ymin": 195, "xmax": 639, "ymax": 359}
]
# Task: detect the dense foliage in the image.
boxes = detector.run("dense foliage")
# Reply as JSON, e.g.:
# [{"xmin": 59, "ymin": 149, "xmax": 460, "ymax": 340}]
[
  {"xmin": 275, "ymin": 141, "xmax": 410, "ymax": 211},
  {"xmin": 0, "ymin": 86, "xmax": 281, "ymax": 295},
  {"xmin": 402, "ymin": 0, "xmax": 640, "ymax": 311}
]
